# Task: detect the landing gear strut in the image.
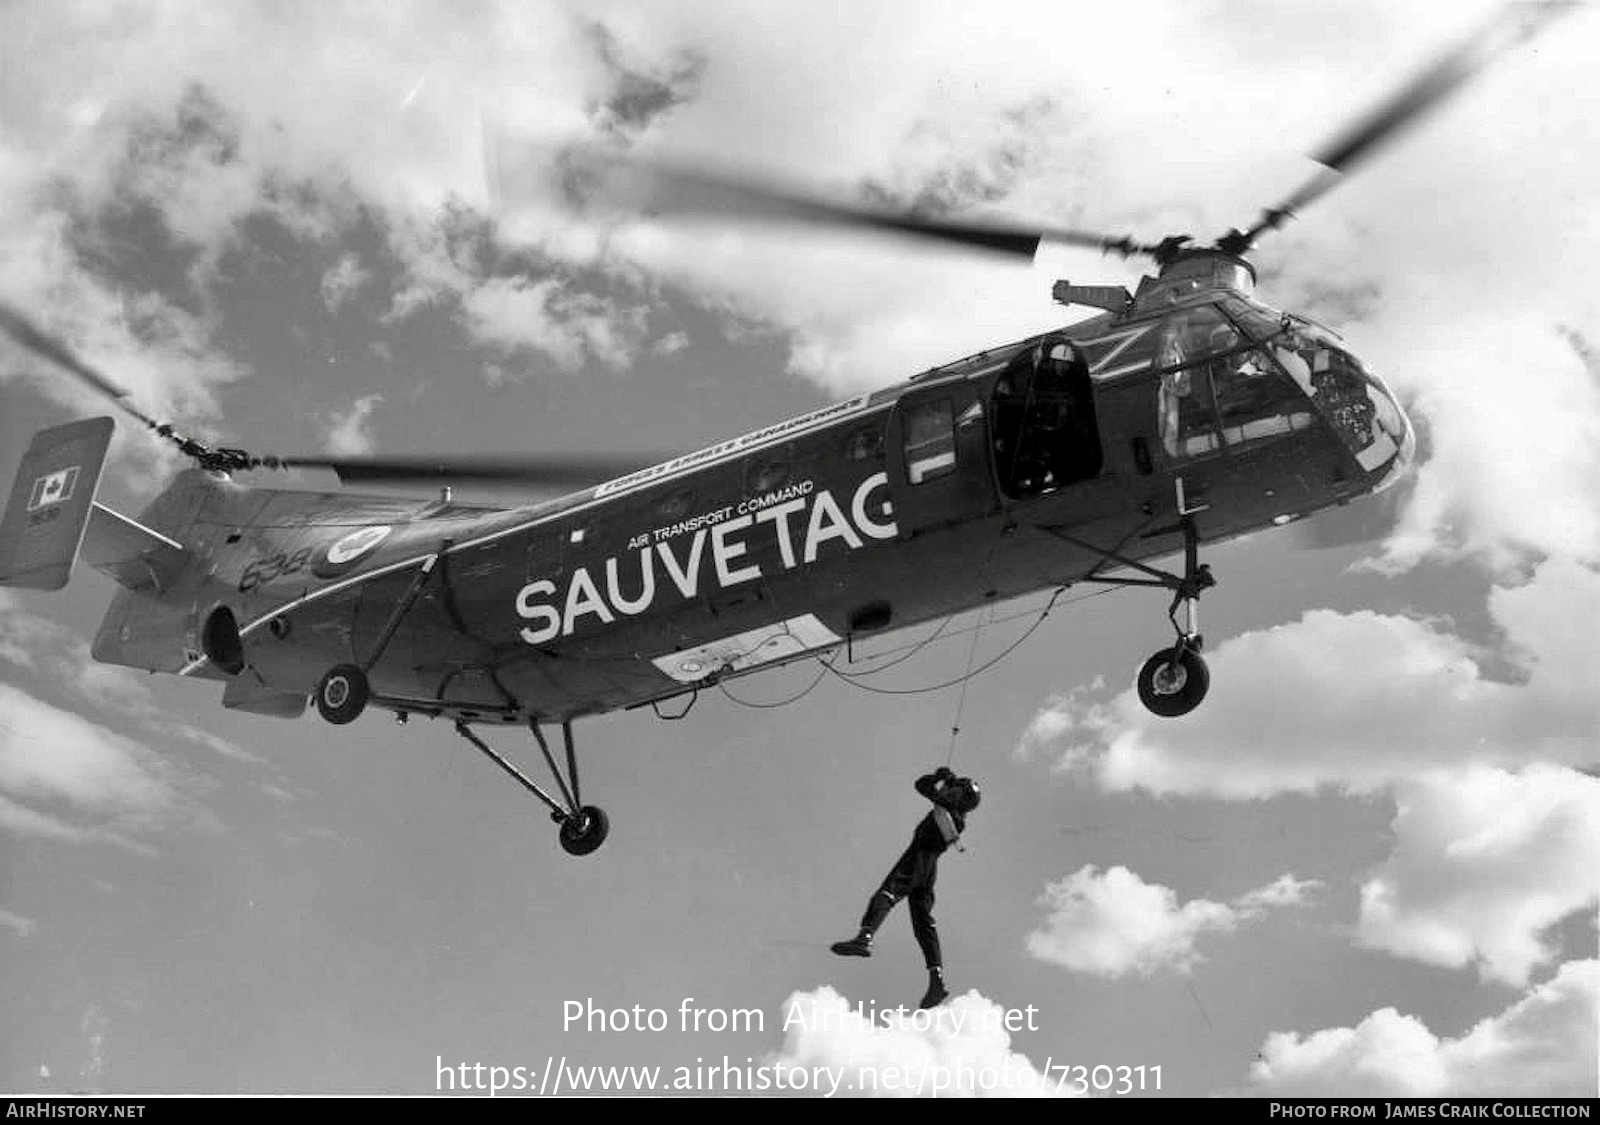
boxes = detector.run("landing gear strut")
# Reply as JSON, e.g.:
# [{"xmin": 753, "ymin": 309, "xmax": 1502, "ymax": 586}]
[
  {"xmin": 1135, "ymin": 510, "xmax": 1213, "ymax": 718},
  {"xmin": 311, "ymin": 550, "xmax": 442, "ymax": 727},
  {"xmin": 1047, "ymin": 478, "xmax": 1216, "ymax": 718},
  {"xmin": 452, "ymin": 719, "xmax": 610, "ymax": 856}
]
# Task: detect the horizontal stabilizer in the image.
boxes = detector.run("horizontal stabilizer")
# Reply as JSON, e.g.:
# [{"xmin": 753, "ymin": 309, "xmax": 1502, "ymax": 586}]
[
  {"xmin": 0, "ymin": 417, "xmax": 114, "ymax": 590},
  {"xmin": 81, "ymin": 502, "xmax": 191, "ymax": 591},
  {"xmin": 221, "ymin": 669, "xmax": 308, "ymax": 719}
]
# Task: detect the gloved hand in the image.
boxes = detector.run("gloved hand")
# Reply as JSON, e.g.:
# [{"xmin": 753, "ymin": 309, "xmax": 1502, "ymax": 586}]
[{"xmin": 934, "ymin": 766, "xmax": 956, "ymax": 782}]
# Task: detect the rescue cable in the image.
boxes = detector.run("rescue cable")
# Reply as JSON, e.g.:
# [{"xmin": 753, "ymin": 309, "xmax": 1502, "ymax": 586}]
[{"xmin": 944, "ymin": 607, "xmax": 987, "ymax": 768}]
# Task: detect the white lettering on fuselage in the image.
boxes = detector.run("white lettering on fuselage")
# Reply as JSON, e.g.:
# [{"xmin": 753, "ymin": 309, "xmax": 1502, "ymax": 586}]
[
  {"xmin": 516, "ymin": 473, "xmax": 896, "ymax": 645},
  {"xmin": 593, "ymin": 396, "xmax": 871, "ymax": 498}
]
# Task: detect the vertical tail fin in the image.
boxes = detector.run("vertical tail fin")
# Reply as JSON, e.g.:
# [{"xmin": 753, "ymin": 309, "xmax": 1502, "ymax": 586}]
[{"xmin": 0, "ymin": 417, "xmax": 115, "ymax": 590}]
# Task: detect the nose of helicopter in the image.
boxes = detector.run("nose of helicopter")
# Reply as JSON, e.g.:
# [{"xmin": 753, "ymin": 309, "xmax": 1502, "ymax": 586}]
[{"xmin": 1365, "ymin": 370, "xmax": 1415, "ymax": 495}]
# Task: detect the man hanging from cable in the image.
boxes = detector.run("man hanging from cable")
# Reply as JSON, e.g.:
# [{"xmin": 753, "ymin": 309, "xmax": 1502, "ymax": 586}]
[{"xmin": 830, "ymin": 766, "xmax": 981, "ymax": 1009}]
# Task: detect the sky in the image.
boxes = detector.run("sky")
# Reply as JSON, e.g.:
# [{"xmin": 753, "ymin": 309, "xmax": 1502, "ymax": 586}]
[{"xmin": 1, "ymin": 0, "xmax": 1596, "ymax": 1099}]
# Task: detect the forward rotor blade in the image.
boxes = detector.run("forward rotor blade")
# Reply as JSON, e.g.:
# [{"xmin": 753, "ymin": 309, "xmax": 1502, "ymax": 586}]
[
  {"xmin": 0, "ymin": 301, "xmax": 162, "ymax": 429},
  {"xmin": 262, "ymin": 453, "xmax": 669, "ymax": 489},
  {"xmin": 1223, "ymin": 1, "xmax": 1577, "ymax": 251},
  {"xmin": 492, "ymin": 136, "xmax": 1159, "ymax": 260}
]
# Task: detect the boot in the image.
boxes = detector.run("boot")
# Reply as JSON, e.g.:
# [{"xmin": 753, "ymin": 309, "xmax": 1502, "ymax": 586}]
[
  {"xmin": 919, "ymin": 967, "xmax": 949, "ymax": 1009},
  {"xmin": 830, "ymin": 932, "xmax": 873, "ymax": 957}
]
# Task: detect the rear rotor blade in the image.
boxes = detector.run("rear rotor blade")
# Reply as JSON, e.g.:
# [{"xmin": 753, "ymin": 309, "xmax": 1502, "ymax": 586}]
[
  {"xmin": 0, "ymin": 301, "xmax": 162, "ymax": 430},
  {"xmin": 1220, "ymin": 1, "xmax": 1577, "ymax": 252},
  {"xmin": 493, "ymin": 135, "xmax": 1160, "ymax": 260},
  {"xmin": 3, "ymin": 298, "xmax": 664, "ymax": 489}
]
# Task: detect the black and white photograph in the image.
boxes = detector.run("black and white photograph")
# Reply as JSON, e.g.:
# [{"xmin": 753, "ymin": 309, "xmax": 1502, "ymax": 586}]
[{"xmin": 1, "ymin": 0, "xmax": 1595, "ymax": 1100}]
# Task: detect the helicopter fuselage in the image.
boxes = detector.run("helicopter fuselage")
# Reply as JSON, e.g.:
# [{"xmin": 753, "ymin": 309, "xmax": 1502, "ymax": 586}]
[{"xmin": 87, "ymin": 259, "xmax": 1413, "ymax": 726}]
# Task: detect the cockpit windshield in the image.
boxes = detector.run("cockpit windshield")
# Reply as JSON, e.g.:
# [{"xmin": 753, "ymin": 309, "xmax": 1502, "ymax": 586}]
[
  {"xmin": 1154, "ymin": 304, "xmax": 1315, "ymax": 460},
  {"xmin": 1262, "ymin": 318, "xmax": 1409, "ymax": 472},
  {"xmin": 1153, "ymin": 299, "xmax": 1411, "ymax": 478}
]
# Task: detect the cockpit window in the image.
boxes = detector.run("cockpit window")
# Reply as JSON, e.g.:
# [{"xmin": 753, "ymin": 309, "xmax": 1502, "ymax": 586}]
[
  {"xmin": 1152, "ymin": 299, "xmax": 1409, "ymax": 474},
  {"xmin": 903, "ymin": 399, "xmax": 957, "ymax": 484},
  {"xmin": 1269, "ymin": 322, "xmax": 1408, "ymax": 470},
  {"xmin": 1218, "ymin": 295, "xmax": 1290, "ymax": 345},
  {"xmin": 1214, "ymin": 349, "xmax": 1317, "ymax": 448},
  {"xmin": 1155, "ymin": 305, "xmax": 1240, "ymax": 368},
  {"xmin": 1156, "ymin": 304, "xmax": 1315, "ymax": 460},
  {"xmin": 1160, "ymin": 363, "xmax": 1222, "ymax": 458}
]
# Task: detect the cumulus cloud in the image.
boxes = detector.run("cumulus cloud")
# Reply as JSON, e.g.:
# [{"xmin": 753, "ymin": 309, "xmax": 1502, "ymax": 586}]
[
  {"xmin": 0, "ymin": 907, "xmax": 39, "ymax": 938},
  {"xmin": 1018, "ymin": 559, "xmax": 1598, "ymax": 985},
  {"xmin": 1019, "ymin": 558, "xmax": 1600, "ymax": 798},
  {"xmin": 1378, "ymin": 321, "xmax": 1600, "ymax": 572},
  {"xmin": 1026, "ymin": 866, "xmax": 1319, "ymax": 978},
  {"xmin": 5, "ymin": 1, "xmax": 1597, "ymax": 542},
  {"xmin": 320, "ymin": 392, "xmax": 384, "ymax": 456},
  {"xmin": 0, "ymin": 593, "xmax": 258, "ymax": 765},
  {"xmin": 0, "ymin": 681, "xmax": 175, "ymax": 831},
  {"xmin": 1357, "ymin": 766, "xmax": 1600, "ymax": 986},
  {"xmin": 584, "ymin": 20, "xmax": 706, "ymax": 139},
  {"xmin": 1242, "ymin": 959, "xmax": 1599, "ymax": 1097},
  {"xmin": 459, "ymin": 276, "xmax": 647, "ymax": 372},
  {"xmin": 319, "ymin": 252, "xmax": 371, "ymax": 313},
  {"xmin": 651, "ymin": 329, "xmax": 690, "ymax": 356},
  {"xmin": 0, "ymin": 3, "xmax": 634, "ymax": 443},
  {"xmin": 768, "ymin": 986, "xmax": 1069, "ymax": 1098},
  {"xmin": 1237, "ymin": 874, "xmax": 1322, "ymax": 912},
  {"xmin": 0, "ymin": 595, "xmax": 261, "ymax": 842},
  {"xmin": 0, "ymin": 240, "xmax": 242, "ymax": 487}
]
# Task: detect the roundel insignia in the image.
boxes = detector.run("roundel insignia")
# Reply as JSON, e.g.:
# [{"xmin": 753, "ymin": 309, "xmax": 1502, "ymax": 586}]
[{"xmin": 312, "ymin": 525, "xmax": 393, "ymax": 578}]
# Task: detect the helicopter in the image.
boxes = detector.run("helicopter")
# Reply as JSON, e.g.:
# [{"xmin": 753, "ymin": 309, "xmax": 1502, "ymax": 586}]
[{"xmin": 0, "ymin": 3, "xmax": 1564, "ymax": 856}]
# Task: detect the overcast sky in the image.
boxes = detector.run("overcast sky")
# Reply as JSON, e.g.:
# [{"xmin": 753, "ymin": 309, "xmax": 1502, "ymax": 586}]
[{"xmin": 1, "ymin": 0, "xmax": 1595, "ymax": 1098}]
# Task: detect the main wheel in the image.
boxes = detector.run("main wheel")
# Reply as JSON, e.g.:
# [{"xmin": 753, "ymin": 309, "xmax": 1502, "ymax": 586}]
[
  {"xmin": 558, "ymin": 806, "xmax": 610, "ymax": 856},
  {"xmin": 315, "ymin": 664, "xmax": 370, "ymax": 725},
  {"xmin": 1136, "ymin": 647, "xmax": 1209, "ymax": 718}
]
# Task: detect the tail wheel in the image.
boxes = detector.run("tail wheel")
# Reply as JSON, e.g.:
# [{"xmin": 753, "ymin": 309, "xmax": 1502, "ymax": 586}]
[
  {"xmin": 315, "ymin": 664, "xmax": 370, "ymax": 725},
  {"xmin": 558, "ymin": 806, "xmax": 610, "ymax": 856},
  {"xmin": 1137, "ymin": 647, "xmax": 1209, "ymax": 718}
]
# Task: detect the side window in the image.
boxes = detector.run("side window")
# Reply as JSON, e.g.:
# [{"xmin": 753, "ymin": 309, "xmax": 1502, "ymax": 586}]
[
  {"xmin": 903, "ymin": 399, "xmax": 956, "ymax": 484},
  {"xmin": 1213, "ymin": 349, "xmax": 1314, "ymax": 447},
  {"xmin": 1156, "ymin": 305, "xmax": 1233, "ymax": 461},
  {"xmin": 1159, "ymin": 365, "xmax": 1222, "ymax": 459},
  {"xmin": 1156, "ymin": 305, "xmax": 1238, "ymax": 369}
]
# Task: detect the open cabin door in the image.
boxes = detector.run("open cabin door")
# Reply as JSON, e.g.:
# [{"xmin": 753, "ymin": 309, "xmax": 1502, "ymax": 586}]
[
  {"xmin": 992, "ymin": 336, "xmax": 1105, "ymax": 500},
  {"xmin": 885, "ymin": 380, "xmax": 997, "ymax": 540}
]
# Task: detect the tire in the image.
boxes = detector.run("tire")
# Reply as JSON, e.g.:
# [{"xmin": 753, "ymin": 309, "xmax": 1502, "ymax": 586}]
[
  {"xmin": 558, "ymin": 806, "xmax": 610, "ymax": 856},
  {"xmin": 1136, "ymin": 647, "xmax": 1210, "ymax": 718},
  {"xmin": 315, "ymin": 664, "xmax": 370, "ymax": 725}
]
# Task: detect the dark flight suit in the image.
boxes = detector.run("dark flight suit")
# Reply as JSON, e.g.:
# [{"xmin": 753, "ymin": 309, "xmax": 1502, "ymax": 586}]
[{"xmin": 853, "ymin": 770, "xmax": 969, "ymax": 970}]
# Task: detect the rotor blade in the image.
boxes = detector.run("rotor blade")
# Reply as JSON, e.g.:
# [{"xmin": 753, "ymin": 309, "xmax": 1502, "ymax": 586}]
[
  {"xmin": 490, "ymin": 134, "xmax": 1160, "ymax": 260},
  {"xmin": 0, "ymin": 301, "xmax": 162, "ymax": 429},
  {"xmin": 260, "ymin": 452, "xmax": 670, "ymax": 489},
  {"xmin": 617, "ymin": 160, "xmax": 1158, "ymax": 258},
  {"xmin": 1223, "ymin": 1, "xmax": 1577, "ymax": 251}
]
